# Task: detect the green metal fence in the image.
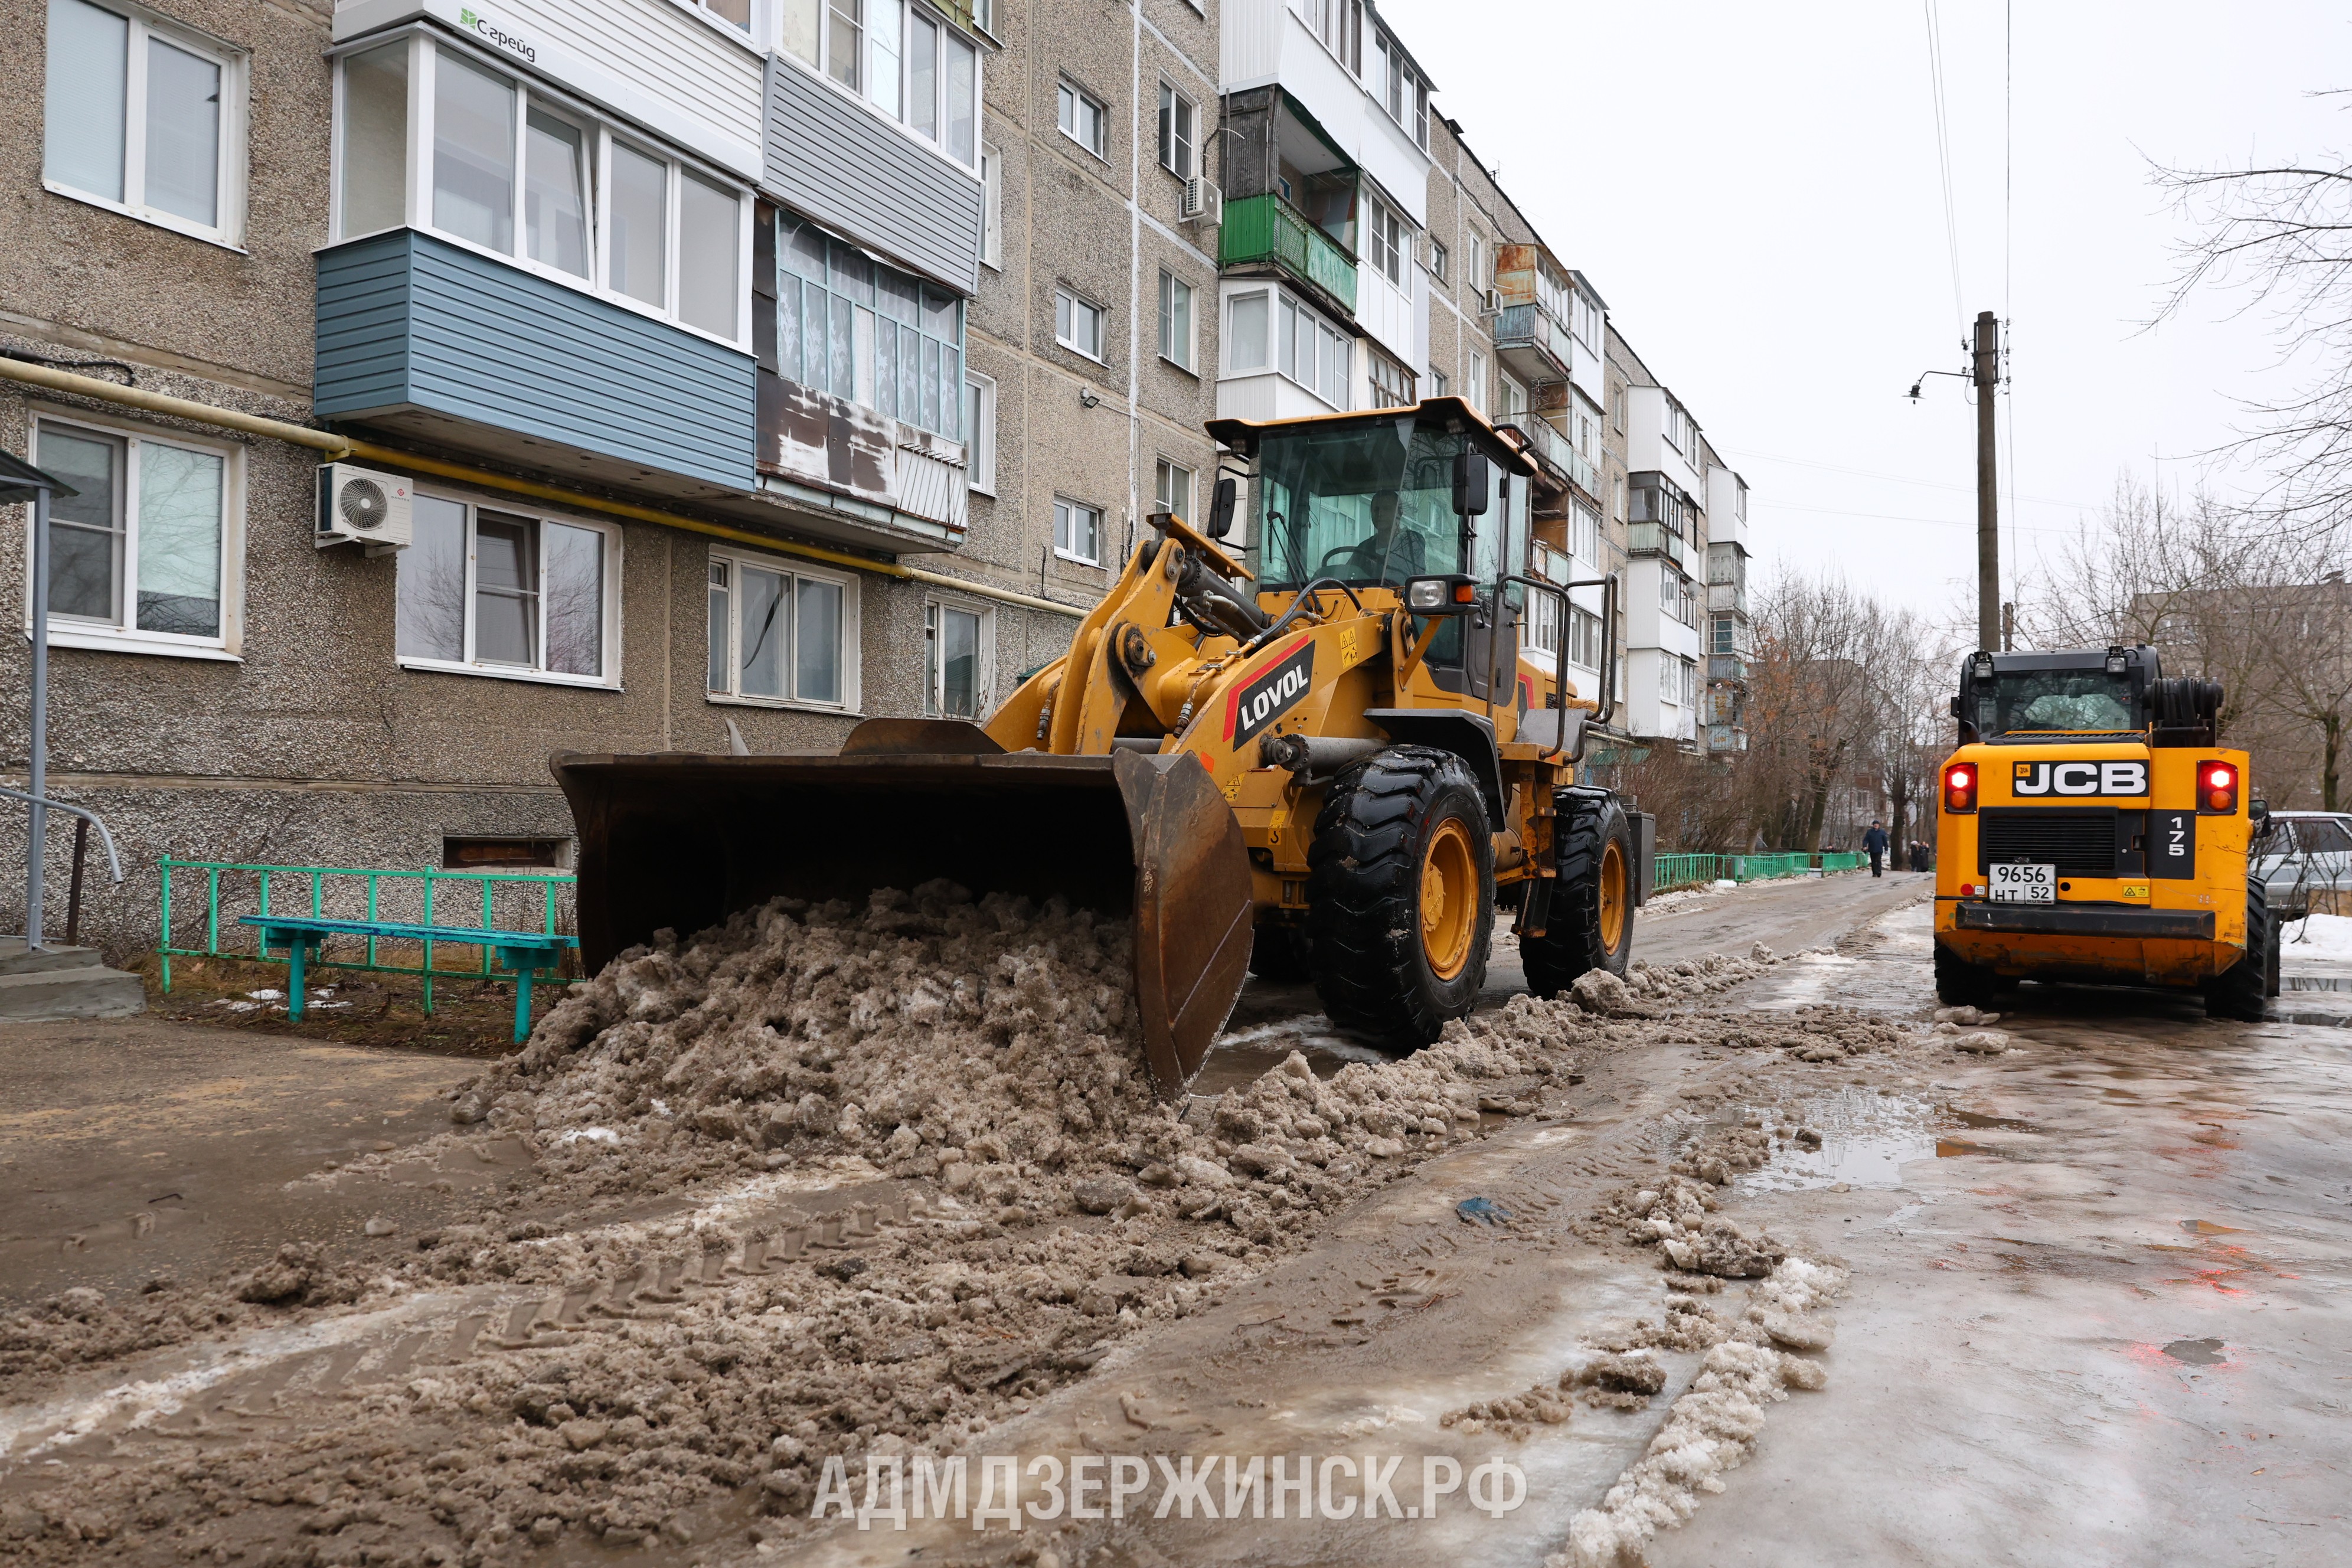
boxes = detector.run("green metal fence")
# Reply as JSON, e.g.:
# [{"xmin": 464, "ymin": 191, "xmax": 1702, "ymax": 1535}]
[
  {"xmin": 1819, "ymin": 852, "xmax": 1866, "ymax": 873},
  {"xmin": 1652, "ymin": 853, "xmax": 1724, "ymax": 891},
  {"xmin": 158, "ymin": 857, "xmax": 579, "ymax": 1012}
]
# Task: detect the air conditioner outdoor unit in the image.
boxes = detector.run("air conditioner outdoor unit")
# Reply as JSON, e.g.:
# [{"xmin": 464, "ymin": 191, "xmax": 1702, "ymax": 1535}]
[
  {"xmin": 1481, "ymin": 288, "xmax": 1502, "ymax": 313},
  {"xmin": 316, "ymin": 463, "xmax": 414, "ymax": 551},
  {"xmin": 1180, "ymin": 176, "xmax": 1222, "ymax": 224}
]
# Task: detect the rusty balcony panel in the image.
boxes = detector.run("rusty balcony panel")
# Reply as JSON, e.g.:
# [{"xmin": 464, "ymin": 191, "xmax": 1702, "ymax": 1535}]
[{"xmin": 755, "ymin": 370, "xmax": 969, "ymax": 547}]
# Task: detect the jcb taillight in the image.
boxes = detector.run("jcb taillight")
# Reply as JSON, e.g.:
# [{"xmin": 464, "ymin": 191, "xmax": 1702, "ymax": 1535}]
[
  {"xmin": 2201, "ymin": 760, "xmax": 2239, "ymax": 814},
  {"xmin": 1943, "ymin": 764, "xmax": 1977, "ymax": 814}
]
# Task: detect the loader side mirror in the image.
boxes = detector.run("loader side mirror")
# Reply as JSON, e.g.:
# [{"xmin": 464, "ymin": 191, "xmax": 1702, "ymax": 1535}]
[
  {"xmin": 1405, "ymin": 574, "xmax": 1478, "ymax": 615},
  {"xmin": 1206, "ymin": 476, "xmax": 1237, "ymax": 540},
  {"xmin": 1453, "ymin": 450, "xmax": 1489, "ymax": 517}
]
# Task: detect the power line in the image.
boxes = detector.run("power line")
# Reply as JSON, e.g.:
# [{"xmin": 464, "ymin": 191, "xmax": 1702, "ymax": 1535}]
[{"xmin": 1923, "ymin": 0, "xmax": 1966, "ymax": 329}]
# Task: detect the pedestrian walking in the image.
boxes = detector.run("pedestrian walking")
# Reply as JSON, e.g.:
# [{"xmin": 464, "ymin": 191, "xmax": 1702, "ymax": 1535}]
[{"xmin": 1863, "ymin": 819, "xmax": 1889, "ymax": 878}]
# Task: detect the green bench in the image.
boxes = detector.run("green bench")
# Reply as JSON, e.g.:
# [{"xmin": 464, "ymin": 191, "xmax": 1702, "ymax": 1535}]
[{"xmin": 239, "ymin": 916, "xmax": 578, "ymax": 1042}]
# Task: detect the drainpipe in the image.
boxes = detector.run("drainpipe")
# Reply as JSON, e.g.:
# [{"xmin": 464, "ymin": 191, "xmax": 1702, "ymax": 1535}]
[{"xmin": 0, "ymin": 357, "xmax": 1085, "ymax": 620}]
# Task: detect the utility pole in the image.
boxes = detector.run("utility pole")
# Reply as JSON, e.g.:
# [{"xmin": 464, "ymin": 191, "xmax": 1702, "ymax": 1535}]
[{"xmin": 1973, "ymin": 311, "xmax": 2001, "ymax": 653}]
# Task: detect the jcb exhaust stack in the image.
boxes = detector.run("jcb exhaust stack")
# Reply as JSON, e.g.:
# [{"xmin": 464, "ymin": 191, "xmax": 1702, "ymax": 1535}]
[{"xmin": 550, "ymin": 720, "xmax": 1255, "ymax": 1095}]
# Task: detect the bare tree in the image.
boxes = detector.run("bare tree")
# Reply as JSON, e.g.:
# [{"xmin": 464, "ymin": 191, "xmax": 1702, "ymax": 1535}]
[
  {"xmin": 1746, "ymin": 573, "xmax": 1903, "ymax": 852},
  {"xmin": 2151, "ymin": 143, "xmax": 2352, "ymax": 538}
]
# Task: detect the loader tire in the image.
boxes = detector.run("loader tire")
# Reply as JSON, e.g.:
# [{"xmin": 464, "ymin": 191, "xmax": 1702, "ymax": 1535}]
[
  {"xmin": 1933, "ymin": 942, "xmax": 2001, "ymax": 1008},
  {"xmin": 1523, "ymin": 790, "xmax": 1636, "ymax": 997},
  {"xmin": 2206, "ymin": 883, "xmax": 2272, "ymax": 1022},
  {"xmin": 1249, "ymin": 925, "xmax": 1312, "ymax": 984},
  {"xmin": 1306, "ymin": 746, "xmax": 1494, "ymax": 1050}
]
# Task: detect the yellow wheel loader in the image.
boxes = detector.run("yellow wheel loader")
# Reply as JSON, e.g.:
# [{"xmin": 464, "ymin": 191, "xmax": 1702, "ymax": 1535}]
[
  {"xmin": 552, "ymin": 397, "xmax": 1654, "ymax": 1092},
  {"xmin": 1933, "ymin": 645, "xmax": 2281, "ymax": 1021}
]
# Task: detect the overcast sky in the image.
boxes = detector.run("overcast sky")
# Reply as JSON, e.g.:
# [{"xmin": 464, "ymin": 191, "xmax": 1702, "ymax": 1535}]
[{"xmin": 1380, "ymin": 0, "xmax": 2349, "ymax": 628}]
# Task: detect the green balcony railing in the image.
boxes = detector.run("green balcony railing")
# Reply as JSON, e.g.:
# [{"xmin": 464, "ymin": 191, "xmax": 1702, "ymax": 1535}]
[
  {"xmin": 1220, "ymin": 193, "xmax": 1357, "ymax": 314},
  {"xmin": 1628, "ymin": 520, "xmax": 1688, "ymax": 569}
]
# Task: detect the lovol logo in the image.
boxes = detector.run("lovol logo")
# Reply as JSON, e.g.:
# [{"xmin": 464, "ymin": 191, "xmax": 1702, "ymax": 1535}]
[
  {"xmin": 459, "ymin": 6, "xmax": 537, "ymax": 64},
  {"xmin": 2013, "ymin": 760, "xmax": 2147, "ymax": 797},
  {"xmin": 1226, "ymin": 638, "xmax": 1315, "ymax": 746}
]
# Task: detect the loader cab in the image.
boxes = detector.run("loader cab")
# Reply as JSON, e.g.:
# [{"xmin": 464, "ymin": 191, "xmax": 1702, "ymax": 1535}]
[
  {"xmin": 1951, "ymin": 645, "xmax": 2161, "ymax": 743},
  {"xmin": 1206, "ymin": 397, "xmax": 1536, "ymax": 701}
]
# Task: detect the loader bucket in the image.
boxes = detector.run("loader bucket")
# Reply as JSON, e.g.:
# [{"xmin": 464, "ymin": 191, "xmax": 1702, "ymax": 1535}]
[{"xmin": 549, "ymin": 721, "xmax": 1256, "ymax": 1095}]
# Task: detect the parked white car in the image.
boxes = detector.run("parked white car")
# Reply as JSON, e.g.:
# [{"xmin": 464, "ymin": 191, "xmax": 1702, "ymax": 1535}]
[{"xmin": 2252, "ymin": 811, "xmax": 2352, "ymax": 917}]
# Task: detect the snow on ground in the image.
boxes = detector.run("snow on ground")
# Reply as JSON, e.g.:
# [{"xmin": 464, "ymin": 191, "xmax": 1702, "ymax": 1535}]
[{"xmin": 2280, "ymin": 910, "xmax": 2352, "ymax": 964}]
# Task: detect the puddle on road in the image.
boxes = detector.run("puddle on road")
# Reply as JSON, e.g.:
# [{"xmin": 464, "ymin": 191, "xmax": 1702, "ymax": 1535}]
[
  {"xmin": 2279, "ymin": 974, "xmax": 2352, "ymax": 992},
  {"xmin": 1733, "ymin": 1089, "xmax": 2046, "ymax": 1194}
]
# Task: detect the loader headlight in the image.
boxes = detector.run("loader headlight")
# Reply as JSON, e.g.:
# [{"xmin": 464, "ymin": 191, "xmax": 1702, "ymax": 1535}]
[
  {"xmin": 2200, "ymin": 760, "xmax": 2239, "ymax": 815},
  {"xmin": 1405, "ymin": 575, "xmax": 1477, "ymax": 615}
]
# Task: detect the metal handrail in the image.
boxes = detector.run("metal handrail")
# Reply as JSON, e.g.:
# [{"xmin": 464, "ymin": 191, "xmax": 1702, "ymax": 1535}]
[
  {"xmin": 0, "ymin": 788, "xmax": 122, "ymax": 884},
  {"xmin": 158, "ymin": 857, "xmax": 579, "ymax": 1010}
]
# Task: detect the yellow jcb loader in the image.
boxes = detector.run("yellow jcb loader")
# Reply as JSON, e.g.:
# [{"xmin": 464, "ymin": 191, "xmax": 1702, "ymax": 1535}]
[
  {"xmin": 553, "ymin": 397, "xmax": 1655, "ymax": 1093},
  {"xmin": 1933, "ymin": 644, "xmax": 2280, "ymax": 1020}
]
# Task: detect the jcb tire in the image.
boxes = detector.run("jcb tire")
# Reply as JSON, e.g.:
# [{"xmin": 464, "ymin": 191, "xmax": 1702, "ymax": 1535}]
[
  {"xmin": 1933, "ymin": 942, "xmax": 2002, "ymax": 1008},
  {"xmin": 1523, "ymin": 790, "xmax": 1636, "ymax": 997},
  {"xmin": 1306, "ymin": 746, "xmax": 1494, "ymax": 1050},
  {"xmin": 2206, "ymin": 883, "xmax": 2272, "ymax": 1022},
  {"xmin": 1249, "ymin": 925, "xmax": 1312, "ymax": 984}
]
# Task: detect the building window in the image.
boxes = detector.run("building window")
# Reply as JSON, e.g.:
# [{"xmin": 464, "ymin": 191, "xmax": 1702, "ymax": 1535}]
[
  {"xmin": 334, "ymin": 36, "xmax": 750, "ymax": 347},
  {"xmin": 1158, "ymin": 83, "xmax": 1196, "ymax": 179},
  {"xmin": 1466, "ymin": 233, "xmax": 1485, "ymax": 294},
  {"xmin": 1413, "ymin": 77, "xmax": 1429, "ymax": 151},
  {"xmin": 980, "ymin": 143, "xmax": 1002, "ymax": 268},
  {"xmin": 1304, "ymin": 0, "xmax": 1361, "ymax": 73},
  {"xmin": 1367, "ymin": 348, "xmax": 1414, "ymax": 409},
  {"xmin": 1429, "ymin": 366, "xmax": 1448, "ymax": 397},
  {"xmin": 397, "ymin": 494, "xmax": 618, "ymax": 685},
  {"xmin": 1468, "ymin": 349, "xmax": 1487, "ymax": 412},
  {"xmin": 1367, "ymin": 198, "xmax": 1403, "ymax": 287},
  {"xmin": 1571, "ymin": 498, "xmax": 1600, "ymax": 567},
  {"xmin": 1056, "ymin": 288, "xmax": 1105, "ymax": 360},
  {"xmin": 923, "ymin": 599, "xmax": 991, "ymax": 718},
  {"xmin": 33, "ymin": 412, "xmax": 240, "ymax": 658},
  {"xmin": 1280, "ymin": 292, "xmax": 1349, "ymax": 406},
  {"xmin": 703, "ymin": 548, "xmax": 859, "ymax": 708},
  {"xmin": 1712, "ymin": 615, "xmax": 1736, "ymax": 656},
  {"xmin": 1429, "ymin": 239, "xmax": 1448, "ymax": 283},
  {"xmin": 1158, "ymin": 270, "xmax": 1194, "ymax": 372},
  {"xmin": 778, "ymin": 2, "xmax": 984, "ymax": 168},
  {"xmin": 43, "ymin": 0, "xmax": 246, "ymax": 247},
  {"xmin": 1054, "ymin": 496, "xmax": 1103, "ymax": 565},
  {"xmin": 1155, "ymin": 458, "xmax": 1193, "ymax": 524},
  {"xmin": 1570, "ymin": 289, "xmax": 1600, "ymax": 351},
  {"xmin": 778, "ymin": 213, "xmax": 964, "ymax": 437},
  {"xmin": 1569, "ymin": 603, "xmax": 1603, "ymax": 669},
  {"xmin": 964, "ymin": 373, "xmax": 996, "ymax": 493},
  {"xmin": 1058, "ymin": 80, "xmax": 1106, "ymax": 159}
]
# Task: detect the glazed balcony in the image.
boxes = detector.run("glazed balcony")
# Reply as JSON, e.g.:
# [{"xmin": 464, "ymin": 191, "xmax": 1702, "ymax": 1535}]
[{"xmin": 1491, "ymin": 301, "xmax": 1574, "ymax": 386}]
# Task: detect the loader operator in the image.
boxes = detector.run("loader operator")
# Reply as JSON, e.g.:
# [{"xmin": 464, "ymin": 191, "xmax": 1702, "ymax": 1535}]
[{"xmin": 1334, "ymin": 490, "xmax": 1426, "ymax": 583}]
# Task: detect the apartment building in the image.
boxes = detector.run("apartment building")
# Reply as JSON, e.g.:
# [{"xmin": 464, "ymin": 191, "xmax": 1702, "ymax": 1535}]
[{"xmin": 1, "ymin": 0, "xmax": 1221, "ymax": 950}]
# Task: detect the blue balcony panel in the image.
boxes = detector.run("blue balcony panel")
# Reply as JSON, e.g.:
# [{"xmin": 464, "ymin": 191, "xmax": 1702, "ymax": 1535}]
[{"xmin": 316, "ymin": 230, "xmax": 756, "ymax": 495}]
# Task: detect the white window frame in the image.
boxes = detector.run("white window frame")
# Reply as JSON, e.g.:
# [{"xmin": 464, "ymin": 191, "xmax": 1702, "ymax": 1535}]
[
  {"xmin": 393, "ymin": 491, "xmax": 623, "ymax": 688},
  {"xmin": 979, "ymin": 142, "xmax": 1002, "ymax": 269},
  {"xmin": 964, "ymin": 371, "xmax": 997, "ymax": 494},
  {"xmin": 26, "ymin": 406, "xmax": 246, "ymax": 662},
  {"xmin": 1157, "ymin": 268, "xmax": 1195, "ymax": 373},
  {"xmin": 1468, "ymin": 349, "xmax": 1487, "ymax": 412},
  {"xmin": 1367, "ymin": 198, "xmax": 1402, "ymax": 286},
  {"xmin": 1158, "ymin": 81, "xmax": 1197, "ymax": 179},
  {"xmin": 922, "ymin": 594, "xmax": 994, "ymax": 719},
  {"xmin": 775, "ymin": 0, "xmax": 985, "ymax": 174},
  {"xmin": 1054, "ymin": 495, "xmax": 1104, "ymax": 566},
  {"xmin": 1429, "ymin": 365, "xmax": 1448, "ymax": 397},
  {"xmin": 41, "ymin": 0, "xmax": 250, "ymax": 250},
  {"xmin": 329, "ymin": 30, "xmax": 754, "ymax": 352},
  {"xmin": 701, "ymin": 545, "xmax": 863, "ymax": 712},
  {"xmin": 1056, "ymin": 287, "xmax": 1106, "ymax": 361},
  {"xmin": 675, "ymin": 0, "xmax": 757, "ymax": 36},
  {"xmin": 1057, "ymin": 79, "xmax": 1108, "ymax": 160},
  {"xmin": 1154, "ymin": 457, "xmax": 1193, "ymax": 525},
  {"xmin": 1428, "ymin": 238, "xmax": 1448, "ymax": 283}
]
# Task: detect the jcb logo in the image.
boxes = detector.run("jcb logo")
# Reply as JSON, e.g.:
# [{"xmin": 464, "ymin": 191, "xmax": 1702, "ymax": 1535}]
[{"xmin": 2013, "ymin": 760, "xmax": 2147, "ymax": 797}]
